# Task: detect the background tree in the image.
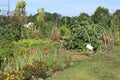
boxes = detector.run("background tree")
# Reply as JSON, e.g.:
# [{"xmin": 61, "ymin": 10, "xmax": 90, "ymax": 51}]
[
  {"xmin": 113, "ymin": 9, "xmax": 120, "ymax": 31},
  {"xmin": 36, "ymin": 8, "xmax": 45, "ymax": 23},
  {"xmin": 78, "ymin": 12, "xmax": 93, "ymax": 26},
  {"xmin": 27, "ymin": 14, "xmax": 36, "ymax": 23},
  {"xmin": 92, "ymin": 6, "xmax": 110, "ymax": 26},
  {"xmin": 12, "ymin": 0, "xmax": 27, "ymax": 41},
  {"xmin": 15, "ymin": 0, "xmax": 27, "ymax": 23},
  {"xmin": 52, "ymin": 13, "xmax": 62, "ymax": 26},
  {"xmin": 44, "ymin": 12, "xmax": 54, "ymax": 22},
  {"xmin": 110, "ymin": 10, "xmax": 120, "ymax": 43},
  {"xmin": 113, "ymin": 9, "xmax": 120, "ymax": 22}
]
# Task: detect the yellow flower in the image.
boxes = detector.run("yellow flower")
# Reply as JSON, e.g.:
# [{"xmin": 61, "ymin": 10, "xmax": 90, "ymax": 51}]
[
  {"xmin": 15, "ymin": 76, "xmax": 19, "ymax": 79},
  {"xmin": 30, "ymin": 63, "xmax": 33, "ymax": 66},
  {"xmin": 17, "ymin": 78, "xmax": 21, "ymax": 80},
  {"xmin": 3, "ymin": 72, "xmax": 10, "ymax": 76},
  {"xmin": 10, "ymin": 75, "xmax": 14, "ymax": 79},
  {"xmin": 4, "ymin": 57, "xmax": 7, "ymax": 61},
  {"xmin": 32, "ymin": 76, "xmax": 34, "ymax": 78}
]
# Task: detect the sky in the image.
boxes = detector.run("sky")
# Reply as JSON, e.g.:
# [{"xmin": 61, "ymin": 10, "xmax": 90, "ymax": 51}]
[{"xmin": 0, "ymin": 0, "xmax": 120, "ymax": 16}]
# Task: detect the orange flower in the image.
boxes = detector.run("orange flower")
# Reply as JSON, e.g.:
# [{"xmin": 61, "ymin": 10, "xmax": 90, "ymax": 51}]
[
  {"xmin": 42, "ymin": 46, "xmax": 51, "ymax": 52},
  {"xmin": 42, "ymin": 47, "xmax": 48, "ymax": 52},
  {"xmin": 30, "ymin": 49, "xmax": 35, "ymax": 55},
  {"xmin": 20, "ymin": 51, "xmax": 23, "ymax": 56}
]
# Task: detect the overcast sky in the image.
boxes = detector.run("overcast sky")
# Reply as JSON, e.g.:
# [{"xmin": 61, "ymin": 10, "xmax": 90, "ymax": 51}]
[{"xmin": 0, "ymin": 0, "xmax": 120, "ymax": 16}]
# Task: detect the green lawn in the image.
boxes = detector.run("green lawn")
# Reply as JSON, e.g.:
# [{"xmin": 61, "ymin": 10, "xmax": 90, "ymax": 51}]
[{"xmin": 46, "ymin": 45, "xmax": 120, "ymax": 80}]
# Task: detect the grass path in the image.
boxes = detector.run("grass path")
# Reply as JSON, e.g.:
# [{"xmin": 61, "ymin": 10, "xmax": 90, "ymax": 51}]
[{"xmin": 46, "ymin": 45, "xmax": 120, "ymax": 80}]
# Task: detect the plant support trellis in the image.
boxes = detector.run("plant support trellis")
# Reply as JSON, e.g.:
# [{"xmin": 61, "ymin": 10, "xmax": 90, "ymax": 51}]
[{"xmin": 63, "ymin": 24, "xmax": 114, "ymax": 53}]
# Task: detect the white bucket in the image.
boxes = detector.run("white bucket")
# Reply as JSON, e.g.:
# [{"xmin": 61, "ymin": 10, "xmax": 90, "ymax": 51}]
[{"xmin": 86, "ymin": 44, "xmax": 93, "ymax": 51}]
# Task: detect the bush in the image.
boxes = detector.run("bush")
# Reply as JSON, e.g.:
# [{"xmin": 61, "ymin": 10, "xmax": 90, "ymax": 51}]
[
  {"xmin": 60, "ymin": 25, "xmax": 70, "ymax": 36},
  {"xmin": 64, "ymin": 24, "xmax": 101, "ymax": 52},
  {"xmin": 13, "ymin": 39, "xmax": 59, "ymax": 56},
  {"xmin": 0, "ymin": 24, "xmax": 15, "ymax": 66},
  {"xmin": 23, "ymin": 60, "xmax": 48, "ymax": 79}
]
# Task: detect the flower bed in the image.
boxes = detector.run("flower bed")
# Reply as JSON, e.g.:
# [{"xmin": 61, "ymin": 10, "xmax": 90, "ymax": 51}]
[{"xmin": 0, "ymin": 39, "xmax": 72, "ymax": 79}]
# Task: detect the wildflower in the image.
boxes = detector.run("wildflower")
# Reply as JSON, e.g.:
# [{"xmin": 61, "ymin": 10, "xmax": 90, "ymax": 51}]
[
  {"xmin": 4, "ymin": 57, "xmax": 7, "ymax": 61},
  {"xmin": 15, "ymin": 76, "xmax": 19, "ymax": 79},
  {"xmin": 10, "ymin": 75, "xmax": 14, "ymax": 79},
  {"xmin": 30, "ymin": 49, "xmax": 35, "ymax": 55},
  {"xmin": 42, "ymin": 47, "xmax": 48, "ymax": 52},
  {"xmin": 20, "ymin": 51, "xmax": 23, "ymax": 56},
  {"xmin": 30, "ymin": 63, "xmax": 33, "ymax": 66},
  {"xmin": 3, "ymin": 72, "xmax": 10, "ymax": 76},
  {"xmin": 32, "ymin": 76, "xmax": 34, "ymax": 78}
]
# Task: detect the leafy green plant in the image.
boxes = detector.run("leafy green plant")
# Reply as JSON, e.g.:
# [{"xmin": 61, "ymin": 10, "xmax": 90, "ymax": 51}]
[
  {"xmin": 110, "ymin": 15, "xmax": 120, "ymax": 44},
  {"xmin": 60, "ymin": 25, "xmax": 70, "ymax": 36},
  {"xmin": 13, "ymin": 39, "xmax": 59, "ymax": 56},
  {"xmin": 63, "ymin": 23, "xmax": 113, "ymax": 53},
  {"xmin": 0, "ymin": 24, "xmax": 16, "ymax": 65}
]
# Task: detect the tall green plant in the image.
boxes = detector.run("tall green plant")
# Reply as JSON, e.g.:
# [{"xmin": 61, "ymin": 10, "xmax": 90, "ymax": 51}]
[{"xmin": 110, "ymin": 15, "xmax": 120, "ymax": 43}]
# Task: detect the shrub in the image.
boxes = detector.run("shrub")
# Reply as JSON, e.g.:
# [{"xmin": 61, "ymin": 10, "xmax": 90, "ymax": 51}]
[
  {"xmin": 23, "ymin": 60, "xmax": 48, "ymax": 79},
  {"xmin": 60, "ymin": 25, "xmax": 70, "ymax": 36},
  {"xmin": 64, "ymin": 22, "xmax": 112, "ymax": 51},
  {"xmin": 13, "ymin": 39, "xmax": 59, "ymax": 56},
  {"xmin": 0, "ymin": 24, "xmax": 15, "ymax": 66}
]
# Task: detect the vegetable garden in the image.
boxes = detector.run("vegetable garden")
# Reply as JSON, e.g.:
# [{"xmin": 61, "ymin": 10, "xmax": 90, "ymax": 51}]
[{"xmin": 0, "ymin": 0, "xmax": 120, "ymax": 80}]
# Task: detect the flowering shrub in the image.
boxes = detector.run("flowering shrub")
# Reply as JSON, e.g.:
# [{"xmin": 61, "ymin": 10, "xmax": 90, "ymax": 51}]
[
  {"xmin": 23, "ymin": 60, "xmax": 48, "ymax": 79},
  {"xmin": 0, "ymin": 70, "xmax": 24, "ymax": 80}
]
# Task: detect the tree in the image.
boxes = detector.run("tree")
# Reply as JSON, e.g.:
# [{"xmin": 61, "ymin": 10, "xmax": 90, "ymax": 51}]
[
  {"xmin": 12, "ymin": 0, "xmax": 27, "ymax": 41},
  {"xmin": 92, "ymin": 6, "xmax": 110, "ymax": 26},
  {"xmin": 36, "ymin": 8, "xmax": 45, "ymax": 23},
  {"xmin": 78, "ymin": 12, "xmax": 93, "ymax": 26},
  {"xmin": 44, "ymin": 12, "xmax": 54, "ymax": 22},
  {"xmin": 110, "ymin": 10, "xmax": 120, "ymax": 42},
  {"xmin": 35, "ymin": 8, "xmax": 45, "ymax": 29},
  {"xmin": 15, "ymin": 0, "xmax": 27, "ymax": 23},
  {"xmin": 27, "ymin": 14, "xmax": 36, "ymax": 23},
  {"xmin": 113, "ymin": 9, "xmax": 120, "ymax": 22},
  {"xmin": 53, "ymin": 13, "xmax": 61, "ymax": 26},
  {"xmin": 113, "ymin": 9, "xmax": 120, "ymax": 31}
]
